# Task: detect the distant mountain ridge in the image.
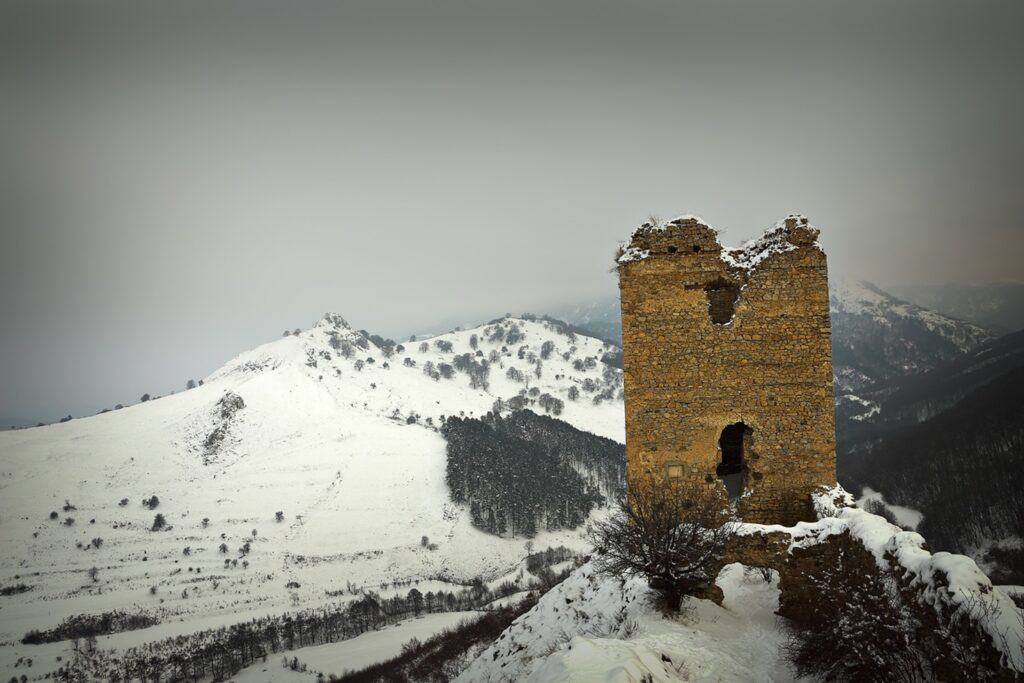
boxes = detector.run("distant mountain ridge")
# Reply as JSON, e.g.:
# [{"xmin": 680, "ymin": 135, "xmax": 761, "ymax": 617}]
[
  {"xmin": 548, "ymin": 297, "xmax": 623, "ymax": 346},
  {"xmin": 891, "ymin": 281, "xmax": 1024, "ymax": 332},
  {"xmin": 838, "ymin": 328, "xmax": 1024, "ymax": 428},
  {"xmin": 829, "ymin": 279, "xmax": 997, "ymax": 392},
  {"xmin": 546, "ymin": 280, "xmax": 998, "ymax": 394}
]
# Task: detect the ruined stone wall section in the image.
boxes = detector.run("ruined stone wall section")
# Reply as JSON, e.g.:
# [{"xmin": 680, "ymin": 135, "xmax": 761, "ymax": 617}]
[{"xmin": 618, "ymin": 215, "xmax": 836, "ymax": 524}]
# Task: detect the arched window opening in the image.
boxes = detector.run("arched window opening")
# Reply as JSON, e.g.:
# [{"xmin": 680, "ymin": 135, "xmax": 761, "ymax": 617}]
[{"xmin": 717, "ymin": 422, "xmax": 750, "ymax": 499}]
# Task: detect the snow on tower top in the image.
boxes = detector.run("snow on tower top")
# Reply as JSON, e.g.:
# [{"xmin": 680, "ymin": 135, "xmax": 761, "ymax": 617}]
[{"xmin": 617, "ymin": 213, "xmax": 820, "ymax": 274}]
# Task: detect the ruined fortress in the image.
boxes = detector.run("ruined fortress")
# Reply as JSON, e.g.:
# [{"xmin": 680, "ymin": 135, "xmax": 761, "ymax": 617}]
[{"xmin": 617, "ymin": 214, "xmax": 835, "ymax": 524}]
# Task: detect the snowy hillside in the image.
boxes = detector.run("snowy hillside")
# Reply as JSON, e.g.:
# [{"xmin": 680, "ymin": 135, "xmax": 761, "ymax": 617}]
[
  {"xmin": 457, "ymin": 562, "xmax": 795, "ymax": 683},
  {"xmin": 830, "ymin": 279, "xmax": 995, "ymax": 392},
  {"xmin": 891, "ymin": 282, "xmax": 1024, "ymax": 333},
  {"xmin": 457, "ymin": 487, "xmax": 1024, "ymax": 683},
  {"xmin": 0, "ymin": 314, "xmax": 623, "ymax": 680}
]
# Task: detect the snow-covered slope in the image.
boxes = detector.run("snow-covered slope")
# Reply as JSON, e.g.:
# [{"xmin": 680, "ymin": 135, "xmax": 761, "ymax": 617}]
[
  {"xmin": 458, "ymin": 487, "xmax": 1024, "ymax": 683},
  {"xmin": 0, "ymin": 314, "xmax": 623, "ymax": 677},
  {"xmin": 830, "ymin": 279, "xmax": 996, "ymax": 392},
  {"xmin": 456, "ymin": 561, "xmax": 796, "ymax": 683},
  {"xmin": 890, "ymin": 282, "xmax": 1024, "ymax": 333}
]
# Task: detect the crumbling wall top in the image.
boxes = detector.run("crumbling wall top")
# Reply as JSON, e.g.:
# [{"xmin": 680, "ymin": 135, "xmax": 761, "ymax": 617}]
[{"xmin": 617, "ymin": 213, "xmax": 821, "ymax": 275}]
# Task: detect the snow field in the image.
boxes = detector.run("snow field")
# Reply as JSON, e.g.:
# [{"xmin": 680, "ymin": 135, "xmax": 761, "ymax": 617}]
[{"xmin": 0, "ymin": 314, "xmax": 623, "ymax": 681}]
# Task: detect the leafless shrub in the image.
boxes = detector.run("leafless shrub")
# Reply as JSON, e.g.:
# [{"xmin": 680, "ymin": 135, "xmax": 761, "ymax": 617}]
[{"xmin": 588, "ymin": 478, "xmax": 736, "ymax": 613}]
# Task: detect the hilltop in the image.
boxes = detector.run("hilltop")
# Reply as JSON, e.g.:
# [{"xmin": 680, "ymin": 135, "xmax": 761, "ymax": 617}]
[{"xmin": 0, "ymin": 313, "xmax": 624, "ymax": 680}]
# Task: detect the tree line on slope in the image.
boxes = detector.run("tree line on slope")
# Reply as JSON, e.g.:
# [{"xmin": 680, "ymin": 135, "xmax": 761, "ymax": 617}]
[
  {"xmin": 49, "ymin": 547, "xmax": 578, "ymax": 683},
  {"xmin": 330, "ymin": 600, "xmax": 540, "ymax": 683},
  {"xmin": 442, "ymin": 409, "xmax": 624, "ymax": 538},
  {"xmin": 854, "ymin": 366, "xmax": 1024, "ymax": 582}
]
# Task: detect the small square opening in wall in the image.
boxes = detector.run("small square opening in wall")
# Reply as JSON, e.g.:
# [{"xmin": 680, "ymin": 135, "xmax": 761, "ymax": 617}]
[{"xmin": 666, "ymin": 463, "xmax": 684, "ymax": 478}]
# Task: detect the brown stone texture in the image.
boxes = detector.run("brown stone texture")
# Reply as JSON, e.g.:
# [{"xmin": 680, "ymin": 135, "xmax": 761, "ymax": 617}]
[{"xmin": 618, "ymin": 215, "xmax": 836, "ymax": 524}]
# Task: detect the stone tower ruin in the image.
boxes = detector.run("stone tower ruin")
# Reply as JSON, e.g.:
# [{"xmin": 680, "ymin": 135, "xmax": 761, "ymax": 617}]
[{"xmin": 617, "ymin": 214, "xmax": 836, "ymax": 525}]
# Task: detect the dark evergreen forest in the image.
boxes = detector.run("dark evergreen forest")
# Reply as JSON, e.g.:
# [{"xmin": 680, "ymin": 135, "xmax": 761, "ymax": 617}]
[
  {"xmin": 838, "ymin": 331, "xmax": 1024, "ymax": 582},
  {"xmin": 442, "ymin": 410, "xmax": 624, "ymax": 538}
]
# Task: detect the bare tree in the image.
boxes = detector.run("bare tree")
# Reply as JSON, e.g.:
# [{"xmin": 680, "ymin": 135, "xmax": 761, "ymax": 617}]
[{"xmin": 589, "ymin": 478, "xmax": 736, "ymax": 612}]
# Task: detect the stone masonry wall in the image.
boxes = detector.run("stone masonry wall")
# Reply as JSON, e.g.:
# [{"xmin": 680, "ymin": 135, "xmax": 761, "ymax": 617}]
[{"xmin": 617, "ymin": 215, "xmax": 836, "ymax": 524}]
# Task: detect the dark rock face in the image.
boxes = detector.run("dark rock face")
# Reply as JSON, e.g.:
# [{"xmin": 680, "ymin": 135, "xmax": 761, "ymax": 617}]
[{"xmin": 202, "ymin": 391, "xmax": 245, "ymax": 465}]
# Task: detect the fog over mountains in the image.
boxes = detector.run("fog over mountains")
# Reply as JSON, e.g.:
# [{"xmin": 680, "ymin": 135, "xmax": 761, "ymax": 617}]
[{"xmin": 891, "ymin": 282, "xmax": 1024, "ymax": 333}]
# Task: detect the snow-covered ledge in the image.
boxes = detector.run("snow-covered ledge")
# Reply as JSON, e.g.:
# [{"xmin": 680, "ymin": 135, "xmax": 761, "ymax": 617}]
[{"xmin": 458, "ymin": 485, "xmax": 1024, "ymax": 682}]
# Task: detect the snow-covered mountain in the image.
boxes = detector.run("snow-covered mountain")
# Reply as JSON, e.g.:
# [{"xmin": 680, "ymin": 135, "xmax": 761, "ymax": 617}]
[
  {"xmin": 0, "ymin": 294, "xmax": 1010, "ymax": 681},
  {"xmin": 891, "ymin": 282, "xmax": 1024, "ymax": 333},
  {"xmin": 829, "ymin": 279, "xmax": 996, "ymax": 392},
  {"xmin": 0, "ymin": 314, "xmax": 623, "ymax": 679}
]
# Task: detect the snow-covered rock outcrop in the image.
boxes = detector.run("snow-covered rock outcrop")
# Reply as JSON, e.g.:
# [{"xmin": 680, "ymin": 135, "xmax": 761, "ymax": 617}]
[{"xmin": 459, "ymin": 486, "xmax": 1024, "ymax": 682}]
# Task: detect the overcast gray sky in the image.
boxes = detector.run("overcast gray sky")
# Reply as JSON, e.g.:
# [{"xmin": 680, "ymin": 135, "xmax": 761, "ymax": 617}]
[{"xmin": 2, "ymin": 0, "xmax": 1023, "ymax": 421}]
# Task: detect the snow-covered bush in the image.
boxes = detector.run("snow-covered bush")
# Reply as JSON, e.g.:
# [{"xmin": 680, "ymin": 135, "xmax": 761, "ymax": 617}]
[
  {"xmin": 774, "ymin": 486, "xmax": 1024, "ymax": 680},
  {"xmin": 782, "ymin": 531, "xmax": 928, "ymax": 682}
]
